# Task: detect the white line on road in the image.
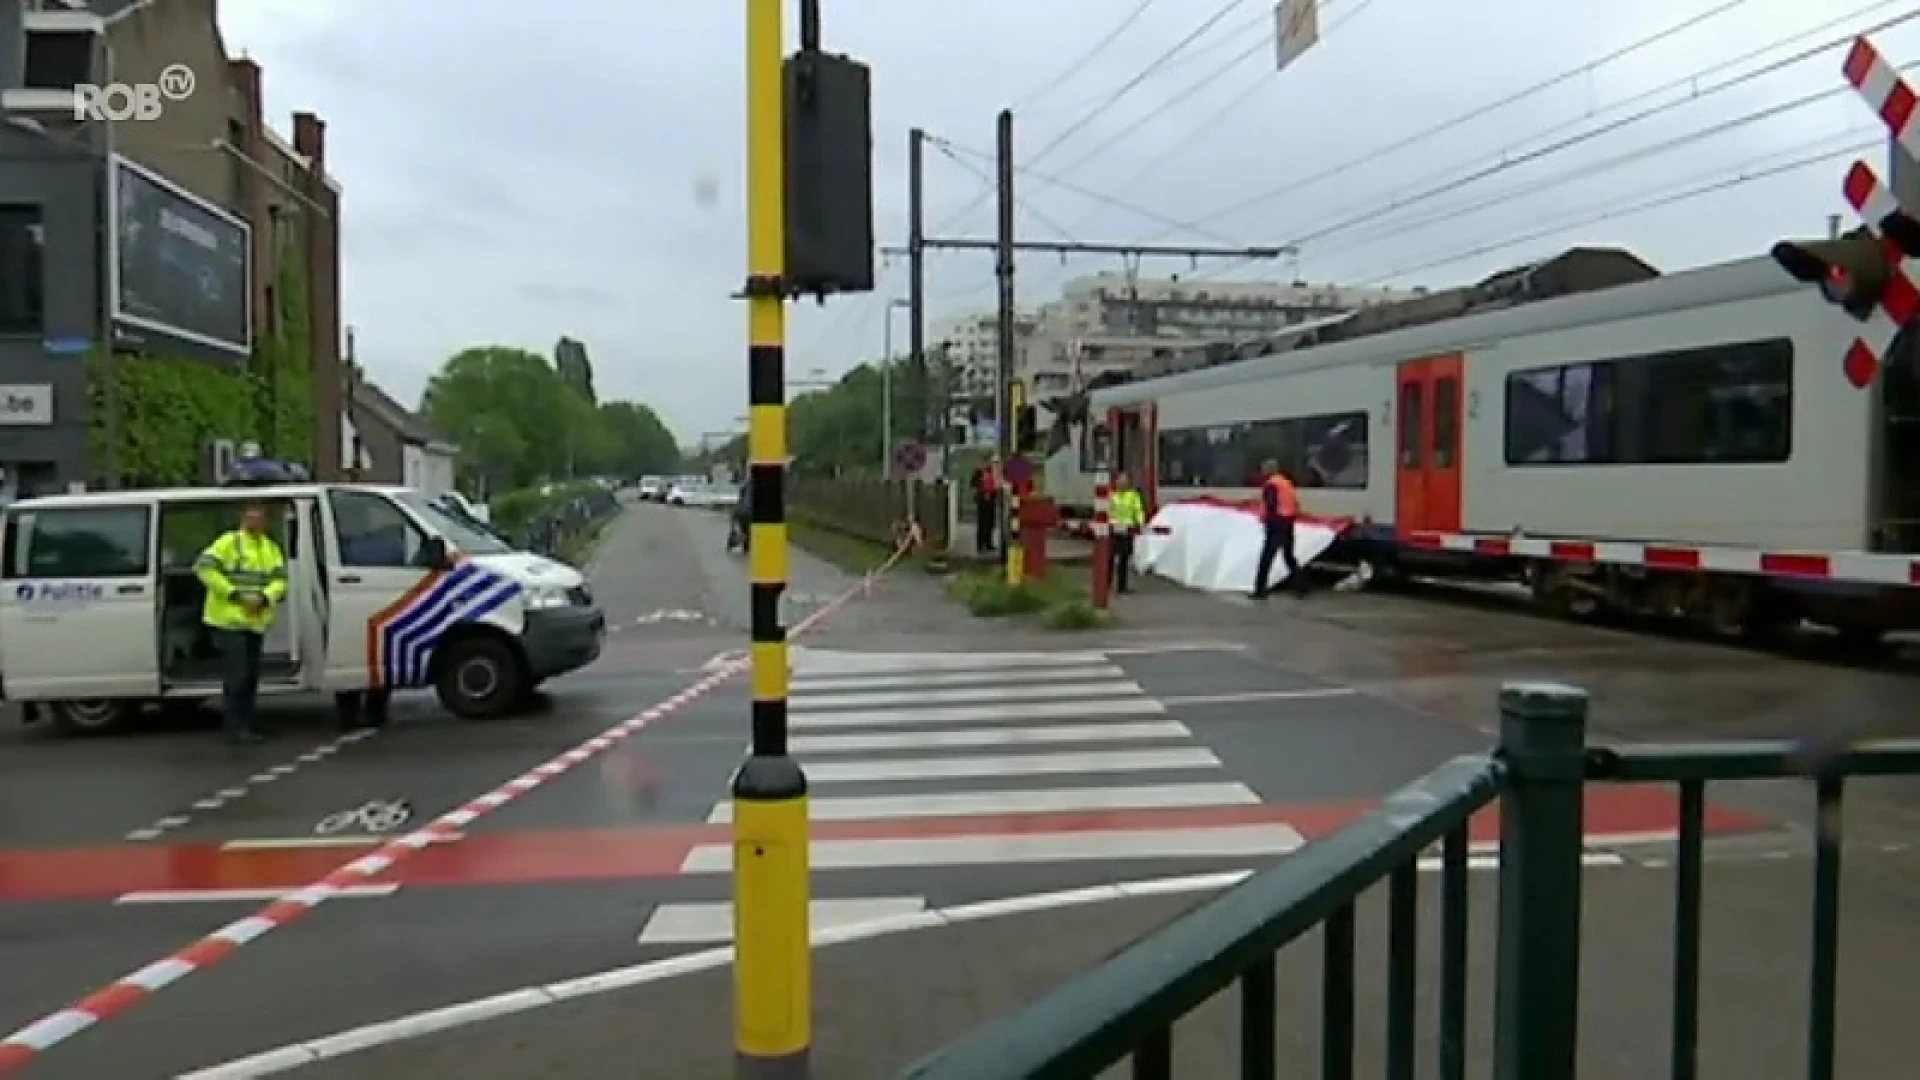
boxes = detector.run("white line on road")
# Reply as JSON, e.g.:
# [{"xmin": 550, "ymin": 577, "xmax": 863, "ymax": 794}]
[
  {"xmin": 803, "ymin": 748, "xmax": 1221, "ymax": 785},
  {"xmin": 789, "ymin": 720, "xmax": 1193, "ymax": 753},
  {"xmin": 1156, "ymin": 688, "xmax": 1359, "ymax": 707},
  {"xmin": 793, "ymin": 680, "xmax": 1145, "ymax": 710},
  {"xmin": 792, "ymin": 649, "xmax": 1109, "ymax": 673},
  {"xmin": 186, "ymin": 855, "xmax": 1636, "ymax": 1078},
  {"xmin": 114, "ymin": 885, "xmax": 399, "ymax": 905},
  {"xmin": 120, "ymin": 728, "xmax": 381, "ymax": 843},
  {"xmin": 791, "ymin": 697, "xmax": 1166, "ymax": 730},
  {"xmin": 683, "ymin": 821, "xmax": 1305, "ymax": 872},
  {"xmin": 789, "ymin": 663, "xmax": 1125, "ymax": 692},
  {"xmin": 706, "ymin": 781, "xmax": 1260, "ymax": 824},
  {"xmin": 638, "ymin": 897, "xmax": 927, "ymax": 946},
  {"xmin": 219, "ymin": 833, "xmax": 466, "ymax": 852}
]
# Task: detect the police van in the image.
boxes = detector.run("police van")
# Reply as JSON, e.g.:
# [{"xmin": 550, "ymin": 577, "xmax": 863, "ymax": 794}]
[{"xmin": 0, "ymin": 483, "xmax": 606, "ymax": 734}]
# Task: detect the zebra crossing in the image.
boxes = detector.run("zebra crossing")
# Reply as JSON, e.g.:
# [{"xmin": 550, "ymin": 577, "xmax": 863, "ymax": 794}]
[{"xmin": 638, "ymin": 647, "xmax": 1306, "ymax": 945}]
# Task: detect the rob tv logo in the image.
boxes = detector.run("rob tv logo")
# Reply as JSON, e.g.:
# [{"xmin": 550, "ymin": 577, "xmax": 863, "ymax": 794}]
[{"xmin": 72, "ymin": 64, "xmax": 195, "ymax": 122}]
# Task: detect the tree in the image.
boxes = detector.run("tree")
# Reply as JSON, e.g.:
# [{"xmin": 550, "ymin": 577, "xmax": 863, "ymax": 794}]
[
  {"xmin": 593, "ymin": 401, "xmax": 681, "ymax": 477},
  {"xmin": 554, "ymin": 337, "xmax": 596, "ymax": 404},
  {"xmin": 420, "ymin": 344, "xmax": 683, "ymax": 492}
]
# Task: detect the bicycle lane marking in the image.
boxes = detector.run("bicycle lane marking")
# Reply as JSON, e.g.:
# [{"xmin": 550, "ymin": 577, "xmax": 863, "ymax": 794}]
[
  {"xmin": 123, "ymin": 729, "xmax": 381, "ymax": 842},
  {"xmin": 0, "ymin": 545, "xmax": 911, "ymax": 1072}
]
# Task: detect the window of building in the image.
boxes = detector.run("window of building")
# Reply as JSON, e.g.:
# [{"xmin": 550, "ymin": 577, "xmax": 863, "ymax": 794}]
[
  {"xmin": 1503, "ymin": 338, "xmax": 1792, "ymax": 466},
  {"xmin": 0, "ymin": 206, "xmax": 46, "ymax": 335},
  {"xmin": 4, "ymin": 506, "xmax": 152, "ymax": 579},
  {"xmin": 1158, "ymin": 410, "xmax": 1369, "ymax": 489}
]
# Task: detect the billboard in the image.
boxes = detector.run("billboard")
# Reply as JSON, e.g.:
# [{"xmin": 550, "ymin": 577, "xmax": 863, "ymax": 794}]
[{"xmin": 106, "ymin": 153, "xmax": 252, "ymax": 358}]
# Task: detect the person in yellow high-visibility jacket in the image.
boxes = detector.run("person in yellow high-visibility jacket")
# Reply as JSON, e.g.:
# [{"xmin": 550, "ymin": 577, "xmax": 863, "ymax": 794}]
[
  {"xmin": 1108, "ymin": 472, "xmax": 1148, "ymax": 594},
  {"xmin": 194, "ymin": 501, "xmax": 287, "ymax": 744}
]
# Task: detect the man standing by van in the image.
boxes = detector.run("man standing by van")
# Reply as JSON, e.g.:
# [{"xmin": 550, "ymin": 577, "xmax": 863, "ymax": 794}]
[
  {"xmin": 1251, "ymin": 459, "xmax": 1308, "ymax": 600},
  {"xmin": 194, "ymin": 501, "xmax": 287, "ymax": 744}
]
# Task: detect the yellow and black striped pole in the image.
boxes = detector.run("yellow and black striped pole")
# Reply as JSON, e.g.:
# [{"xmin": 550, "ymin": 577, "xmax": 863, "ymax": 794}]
[{"xmin": 734, "ymin": 0, "xmax": 810, "ymax": 1075}]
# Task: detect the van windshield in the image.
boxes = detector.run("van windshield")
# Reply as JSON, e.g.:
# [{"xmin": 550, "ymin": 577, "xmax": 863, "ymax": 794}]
[{"xmin": 393, "ymin": 491, "xmax": 514, "ymax": 555}]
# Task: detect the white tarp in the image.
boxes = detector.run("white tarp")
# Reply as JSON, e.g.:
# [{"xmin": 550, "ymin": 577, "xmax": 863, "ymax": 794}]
[{"xmin": 1134, "ymin": 499, "xmax": 1348, "ymax": 593}]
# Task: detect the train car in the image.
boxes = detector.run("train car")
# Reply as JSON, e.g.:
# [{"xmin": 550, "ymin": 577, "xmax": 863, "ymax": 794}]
[{"xmin": 1067, "ymin": 248, "xmax": 1920, "ymax": 644}]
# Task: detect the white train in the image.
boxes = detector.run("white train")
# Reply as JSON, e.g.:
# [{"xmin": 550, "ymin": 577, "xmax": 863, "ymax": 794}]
[{"xmin": 1048, "ymin": 247, "xmax": 1920, "ymax": 643}]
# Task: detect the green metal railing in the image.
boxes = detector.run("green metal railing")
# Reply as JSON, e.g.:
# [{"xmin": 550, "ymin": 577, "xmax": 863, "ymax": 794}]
[{"xmin": 900, "ymin": 682, "xmax": 1920, "ymax": 1080}]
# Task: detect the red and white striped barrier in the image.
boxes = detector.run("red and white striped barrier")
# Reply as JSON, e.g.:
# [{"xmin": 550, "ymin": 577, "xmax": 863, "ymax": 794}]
[
  {"xmin": 1405, "ymin": 529, "xmax": 1920, "ymax": 586},
  {"xmin": 1090, "ymin": 472, "xmax": 1112, "ymax": 609},
  {"xmin": 1835, "ymin": 36, "xmax": 1920, "ymax": 385},
  {"xmin": 0, "ymin": 541, "xmax": 916, "ymax": 1073}
]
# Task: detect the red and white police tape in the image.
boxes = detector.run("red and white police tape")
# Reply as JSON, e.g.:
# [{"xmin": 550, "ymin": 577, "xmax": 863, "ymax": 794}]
[{"xmin": 0, "ymin": 540, "xmax": 914, "ymax": 1072}]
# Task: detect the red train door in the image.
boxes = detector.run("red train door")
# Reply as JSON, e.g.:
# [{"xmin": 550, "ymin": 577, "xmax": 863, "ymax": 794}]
[
  {"xmin": 1110, "ymin": 405, "xmax": 1158, "ymax": 513},
  {"xmin": 1393, "ymin": 354, "xmax": 1464, "ymax": 536}
]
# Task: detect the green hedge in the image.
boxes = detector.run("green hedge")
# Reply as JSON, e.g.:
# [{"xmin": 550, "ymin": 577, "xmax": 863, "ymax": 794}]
[
  {"xmin": 86, "ymin": 258, "xmax": 315, "ymax": 486},
  {"xmin": 489, "ymin": 482, "xmax": 606, "ymax": 538}
]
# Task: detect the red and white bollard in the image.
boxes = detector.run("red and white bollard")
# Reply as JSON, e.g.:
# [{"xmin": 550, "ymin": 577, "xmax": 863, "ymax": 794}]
[{"xmin": 1090, "ymin": 472, "xmax": 1111, "ymax": 610}]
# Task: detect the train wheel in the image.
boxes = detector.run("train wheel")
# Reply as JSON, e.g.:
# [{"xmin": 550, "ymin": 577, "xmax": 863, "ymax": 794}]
[{"xmin": 1698, "ymin": 576, "xmax": 1754, "ymax": 640}]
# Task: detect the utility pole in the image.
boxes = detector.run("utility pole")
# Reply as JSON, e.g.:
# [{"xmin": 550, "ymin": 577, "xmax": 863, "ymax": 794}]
[
  {"xmin": 907, "ymin": 128, "xmax": 927, "ymax": 447},
  {"xmin": 99, "ymin": 41, "xmax": 120, "ymax": 490},
  {"xmin": 994, "ymin": 109, "xmax": 1016, "ymax": 566},
  {"xmin": 883, "ymin": 114, "xmax": 1293, "ymax": 486}
]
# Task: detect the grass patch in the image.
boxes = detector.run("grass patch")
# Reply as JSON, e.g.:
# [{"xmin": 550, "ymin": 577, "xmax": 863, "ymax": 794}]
[
  {"xmin": 789, "ymin": 518, "xmax": 905, "ymax": 574},
  {"xmin": 944, "ymin": 567, "xmax": 1117, "ymax": 630}
]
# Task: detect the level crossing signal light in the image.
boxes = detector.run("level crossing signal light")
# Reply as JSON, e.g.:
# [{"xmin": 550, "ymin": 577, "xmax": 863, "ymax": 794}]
[{"xmin": 1770, "ymin": 228, "xmax": 1895, "ymax": 321}]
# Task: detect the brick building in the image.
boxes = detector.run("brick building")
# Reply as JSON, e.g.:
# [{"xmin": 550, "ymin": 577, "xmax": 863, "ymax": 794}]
[{"xmin": 0, "ymin": 0, "xmax": 345, "ymax": 489}]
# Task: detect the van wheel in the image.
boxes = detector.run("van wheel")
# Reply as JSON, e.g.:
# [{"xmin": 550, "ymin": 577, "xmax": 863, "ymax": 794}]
[
  {"xmin": 433, "ymin": 636, "xmax": 525, "ymax": 720},
  {"xmin": 50, "ymin": 699, "xmax": 131, "ymax": 736}
]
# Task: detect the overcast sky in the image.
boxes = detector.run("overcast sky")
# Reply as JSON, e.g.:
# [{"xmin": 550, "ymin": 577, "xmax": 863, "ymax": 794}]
[{"xmin": 220, "ymin": 0, "xmax": 1920, "ymax": 445}]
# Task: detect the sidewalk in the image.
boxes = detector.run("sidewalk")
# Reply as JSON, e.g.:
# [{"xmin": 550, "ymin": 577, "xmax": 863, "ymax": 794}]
[{"xmin": 286, "ymin": 853, "xmax": 1920, "ymax": 1078}]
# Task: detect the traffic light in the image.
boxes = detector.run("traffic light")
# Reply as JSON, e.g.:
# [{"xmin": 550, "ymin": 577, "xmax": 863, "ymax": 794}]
[{"xmin": 1771, "ymin": 227, "xmax": 1894, "ymax": 320}]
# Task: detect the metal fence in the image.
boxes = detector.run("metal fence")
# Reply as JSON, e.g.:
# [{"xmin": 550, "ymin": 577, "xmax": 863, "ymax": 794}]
[
  {"xmin": 789, "ymin": 476, "xmax": 950, "ymax": 551},
  {"xmin": 900, "ymin": 683, "xmax": 1920, "ymax": 1080},
  {"xmin": 519, "ymin": 487, "xmax": 619, "ymax": 559}
]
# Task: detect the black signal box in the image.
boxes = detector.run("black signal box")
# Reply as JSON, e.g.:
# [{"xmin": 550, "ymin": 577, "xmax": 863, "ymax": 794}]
[{"xmin": 784, "ymin": 49, "xmax": 873, "ymax": 297}]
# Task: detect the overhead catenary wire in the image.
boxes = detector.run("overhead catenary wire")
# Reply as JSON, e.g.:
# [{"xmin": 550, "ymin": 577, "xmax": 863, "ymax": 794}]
[
  {"xmin": 1173, "ymin": 0, "xmax": 1762, "ymax": 230},
  {"xmin": 928, "ymin": 134, "xmax": 1246, "ymax": 244},
  {"xmin": 1168, "ymin": 6, "xmax": 1920, "ymax": 282},
  {"xmin": 1323, "ymin": 120, "xmax": 1889, "ymax": 260},
  {"xmin": 1011, "ymin": 0, "xmax": 1160, "ymax": 110},
  {"xmin": 934, "ymin": 0, "xmax": 1256, "ymax": 234},
  {"xmin": 1285, "ymin": 75, "xmax": 1895, "ymax": 255},
  {"xmin": 1348, "ymin": 135, "xmax": 1887, "ymax": 287},
  {"xmin": 1052, "ymin": 0, "xmax": 1382, "ymax": 199},
  {"xmin": 1020, "ymin": 0, "xmax": 1252, "ymax": 171},
  {"xmin": 930, "ymin": 140, "xmax": 1084, "ymax": 242}
]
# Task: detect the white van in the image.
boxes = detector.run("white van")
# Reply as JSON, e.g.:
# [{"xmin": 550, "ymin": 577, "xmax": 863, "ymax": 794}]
[{"xmin": 0, "ymin": 483, "xmax": 606, "ymax": 734}]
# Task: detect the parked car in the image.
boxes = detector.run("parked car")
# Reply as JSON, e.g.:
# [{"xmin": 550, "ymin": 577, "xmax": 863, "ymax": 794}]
[
  {"xmin": 667, "ymin": 482, "xmax": 738, "ymax": 509},
  {"xmin": 637, "ymin": 476, "xmax": 667, "ymax": 501}
]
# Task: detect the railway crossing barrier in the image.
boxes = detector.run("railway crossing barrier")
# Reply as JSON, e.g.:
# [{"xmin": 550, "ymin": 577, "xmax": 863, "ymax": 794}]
[
  {"xmin": 901, "ymin": 682, "xmax": 1920, "ymax": 1080},
  {"xmin": 1772, "ymin": 35, "xmax": 1920, "ymax": 387}
]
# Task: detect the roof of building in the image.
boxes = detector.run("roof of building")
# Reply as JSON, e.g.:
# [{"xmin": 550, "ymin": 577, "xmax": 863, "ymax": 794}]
[{"xmin": 349, "ymin": 377, "xmax": 457, "ymax": 452}]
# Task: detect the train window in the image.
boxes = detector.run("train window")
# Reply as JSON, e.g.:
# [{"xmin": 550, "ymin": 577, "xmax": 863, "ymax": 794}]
[
  {"xmin": 1155, "ymin": 411, "xmax": 1368, "ymax": 490},
  {"xmin": 1433, "ymin": 377, "xmax": 1458, "ymax": 468},
  {"xmin": 1503, "ymin": 338, "xmax": 1791, "ymax": 466},
  {"xmin": 1398, "ymin": 381, "xmax": 1423, "ymax": 468}
]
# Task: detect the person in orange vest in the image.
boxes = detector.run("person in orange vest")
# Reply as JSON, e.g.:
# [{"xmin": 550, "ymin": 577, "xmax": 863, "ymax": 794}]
[
  {"xmin": 1251, "ymin": 458, "xmax": 1308, "ymax": 599},
  {"xmin": 971, "ymin": 454, "xmax": 1002, "ymax": 554}
]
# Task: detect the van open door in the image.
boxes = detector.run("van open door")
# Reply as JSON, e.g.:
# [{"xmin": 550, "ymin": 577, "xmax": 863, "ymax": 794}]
[{"xmin": 290, "ymin": 496, "xmax": 329, "ymax": 691}]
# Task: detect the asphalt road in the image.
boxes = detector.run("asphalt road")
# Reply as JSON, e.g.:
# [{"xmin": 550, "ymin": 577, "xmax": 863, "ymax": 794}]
[{"xmin": 0, "ymin": 500, "xmax": 1835, "ymax": 1077}]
